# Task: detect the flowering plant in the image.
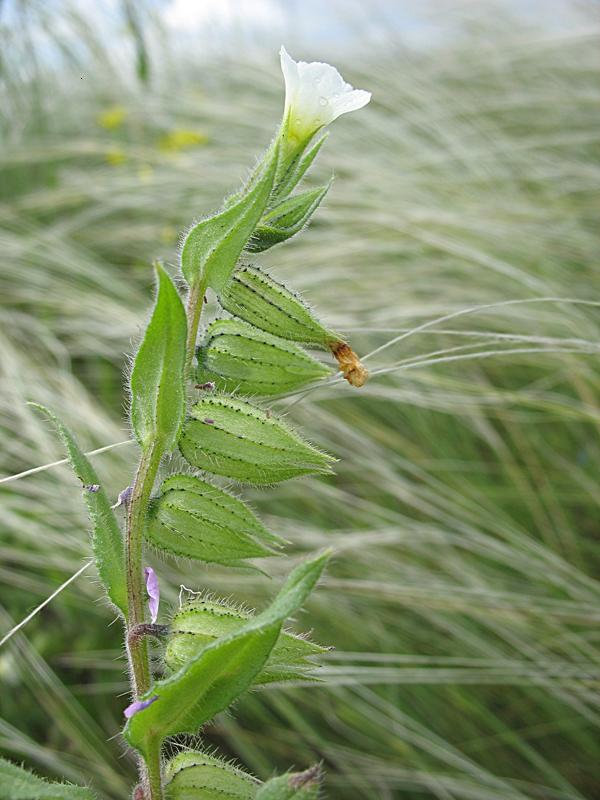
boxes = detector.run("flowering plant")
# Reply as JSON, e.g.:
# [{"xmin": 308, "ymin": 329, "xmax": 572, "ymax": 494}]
[{"xmin": 2, "ymin": 48, "xmax": 370, "ymax": 799}]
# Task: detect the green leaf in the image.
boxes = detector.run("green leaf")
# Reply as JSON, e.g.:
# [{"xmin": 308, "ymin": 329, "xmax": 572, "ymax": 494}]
[
  {"xmin": 130, "ymin": 264, "xmax": 187, "ymax": 452},
  {"xmin": 0, "ymin": 757, "xmax": 96, "ymax": 800},
  {"xmin": 180, "ymin": 144, "xmax": 278, "ymax": 293},
  {"xmin": 247, "ymin": 182, "xmax": 331, "ymax": 253},
  {"xmin": 165, "ymin": 592, "xmax": 327, "ymax": 682},
  {"xmin": 30, "ymin": 404, "xmax": 127, "ymax": 616},
  {"xmin": 124, "ymin": 551, "xmax": 330, "ymax": 755},
  {"xmin": 179, "ymin": 395, "xmax": 335, "ymax": 485},
  {"xmin": 145, "ymin": 473, "xmax": 283, "ymax": 563},
  {"xmin": 165, "ymin": 751, "xmax": 259, "ymax": 800},
  {"xmin": 219, "ymin": 265, "xmax": 339, "ymax": 348},
  {"xmin": 197, "ymin": 318, "xmax": 330, "ymax": 396},
  {"xmin": 256, "ymin": 767, "xmax": 321, "ymax": 800}
]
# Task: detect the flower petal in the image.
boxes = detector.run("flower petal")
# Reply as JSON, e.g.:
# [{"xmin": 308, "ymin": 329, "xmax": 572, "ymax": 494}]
[
  {"xmin": 280, "ymin": 46, "xmax": 299, "ymax": 113},
  {"xmin": 144, "ymin": 566, "xmax": 160, "ymax": 624},
  {"xmin": 279, "ymin": 46, "xmax": 371, "ymax": 141},
  {"xmin": 123, "ymin": 695, "xmax": 159, "ymax": 719},
  {"xmin": 330, "ymin": 88, "xmax": 371, "ymax": 120}
]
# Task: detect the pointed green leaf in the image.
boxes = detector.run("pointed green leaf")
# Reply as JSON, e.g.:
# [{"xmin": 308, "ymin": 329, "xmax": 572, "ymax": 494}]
[
  {"xmin": 124, "ymin": 551, "xmax": 330, "ymax": 755},
  {"xmin": 256, "ymin": 767, "xmax": 321, "ymax": 800},
  {"xmin": 165, "ymin": 592, "xmax": 326, "ymax": 682},
  {"xmin": 197, "ymin": 319, "xmax": 330, "ymax": 396},
  {"xmin": 181, "ymin": 145, "xmax": 278, "ymax": 292},
  {"xmin": 179, "ymin": 395, "xmax": 335, "ymax": 485},
  {"xmin": 30, "ymin": 404, "xmax": 127, "ymax": 616},
  {"xmin": 0, "ymin": 757, "xmax": 96, "ymax": 800},
  {"xmin": 220, "ymin": 265, "xmax": 340, "ymax": 347},
  {"xmin": 145, "ymin": 473, "xmax": 283, "ymax": 563},
  {"xmin": 165, "ymin": 751, "xmax": 259, "ymax": 799},
  {"xmin": 247, "ymin": 182, "xmax": 331, "ymax": 253},
  {"xmin": 130, "ymin": 265, "xmax": 187, "ymax": 452}
]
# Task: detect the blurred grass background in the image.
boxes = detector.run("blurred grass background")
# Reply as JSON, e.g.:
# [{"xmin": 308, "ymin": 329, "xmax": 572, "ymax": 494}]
[{"xmin": 1, "ymin": 1, "xmax": 600, "ymax": 798}]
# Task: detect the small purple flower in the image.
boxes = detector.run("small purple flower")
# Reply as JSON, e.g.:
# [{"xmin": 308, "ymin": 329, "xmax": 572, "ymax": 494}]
[
  {"xmin": 123, "ymin": 695, "xmax": 159, "ymax": 719},
  {"xmin": 111, "ymin": 485, "xmax": 133, "ymax": 509},
  {"xmin": 144, "ymin": 566, "xmax": 160, "ymax": 624},
  {"xmin": 85, "ymin": 484, "xmax": 100, "ymax": 493},
  {"xmin": 119, "ymin": 485, "xmax": 133, "ymax": 505}
]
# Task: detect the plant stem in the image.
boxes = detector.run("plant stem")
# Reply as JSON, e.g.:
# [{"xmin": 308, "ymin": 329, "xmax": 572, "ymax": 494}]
[
  {"xmin": 125, "ymin": 442, "xmax": 162, "ymax": 798},
  {"xmin": 126, "ymin": 274, "xmax": 206, "ymax": 798},
  {"xmin": 126, "ymin": 444, "xmax": 160, "ymax": 695},
  {"xmin": 145, "ymin": 737, "xmax": 163, "ymax": 800},
  {"xmin": 185, "ymin": 277, "xmax": 208, "ymax": 378}
]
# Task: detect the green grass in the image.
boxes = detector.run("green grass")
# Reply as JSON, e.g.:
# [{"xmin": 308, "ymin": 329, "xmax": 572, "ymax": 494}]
[{"xmin": 1, "ymin": 2, "xmax": 599, "ymax": 798}]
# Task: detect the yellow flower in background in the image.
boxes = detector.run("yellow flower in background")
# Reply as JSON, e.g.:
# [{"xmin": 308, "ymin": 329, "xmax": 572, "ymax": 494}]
[
  {"xmin": 105, "ymin": 147, "xmax": 126, "ymax": 166},
  {"xmin": 158, "ymin": 129, "xmax": 209, "ymax": 152},
  {"xmin": 280, "ymin": 46, "xmax": 371, "ymax": 145},
  {"xmin": 97, "ymin": 105, "xmax": 127, "ymax": 130}
]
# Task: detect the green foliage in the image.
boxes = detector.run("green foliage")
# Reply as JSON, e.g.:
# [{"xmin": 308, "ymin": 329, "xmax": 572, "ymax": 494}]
[
  {"xmin": 145, "ymin": 474, "xmax": 281, "ymax": 564},
  {"xmin": 165, "ymin": 594, "xmax": 326, "ymax": 682},
  {"xmin": 197, "ymin": 319, "xmax": 330, "ymax": 396},
  {"xmin": 0, "ymin": 757, "xmax": 96, "ymax": 800},
  {"xmin": 180, "ymin": 145, "xmax": 278, "ymax": 292},
  {"xmin": 123, "ymin": 552, "xmax": 329, "ymax": 756},
  {"xmin": 219, "ymin": 266, "xmax": 339, "ymax": 347},
  {"xmin": 179, "ymin": 396, "xmax": 335, "ymax": 484},
  {"xmin": 29, "ymin": 404, "xmax": 127, "ymax": 616},
  {"xmin": 129, "ymin": 265, "xmax": 187, "ymax": 453},
  {"xmin": 4, "ymin": 34, "xmax": 365, "ymax": 795},
  {"xmin": 248, "ymin": 183, "xmax": 331, "ymax": 253},
  {"xmin": 164, "ymin": 751, "xmax": 259, "ymax": 800}
]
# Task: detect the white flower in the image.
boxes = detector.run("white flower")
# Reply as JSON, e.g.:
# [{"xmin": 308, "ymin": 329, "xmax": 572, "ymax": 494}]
[{"xmin": 280, "ymin": 46, "xmax": 371, "ymax": 143}]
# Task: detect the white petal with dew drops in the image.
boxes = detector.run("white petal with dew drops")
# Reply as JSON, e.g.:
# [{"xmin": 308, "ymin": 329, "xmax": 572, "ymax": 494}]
[{"xmin": 280, "ymin": 46, "xmax": 371, "ymax": 140}]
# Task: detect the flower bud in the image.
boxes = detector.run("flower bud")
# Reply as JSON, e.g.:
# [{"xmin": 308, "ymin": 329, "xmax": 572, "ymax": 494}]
[
  {"xmin": 165, "ymin": 595, "xmax": 326, "ymax": 684},
  {"xmin": 179, "ymin": 395, "xmax": 335, "ymax": 485},
  {"xmin": 165, "ymin": 751, "xmax": 259, "ymax": 800},
  {"xmin": 220, "ymin": 265, "xmax": 338, "ymax": 348},
  {"xmin": 220, "ymin": 266, "xmax": 368, "ymax": 387},
  {"xmin": 197, "ymin": 319, "xmax": 330, "ymax": 397},
  {"xmin": 256, "ymin": 766, "xmax": 321, "ymax": 800},
  {"xmin": 247, "ymin": 183, "xmax": 330, "ymax": 253},
  {"xmin": 145, "ymin": 474, "xmax": 282, "ymax": 565}
]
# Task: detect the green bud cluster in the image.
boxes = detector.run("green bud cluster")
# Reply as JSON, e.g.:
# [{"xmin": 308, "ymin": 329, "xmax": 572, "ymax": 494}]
[
  {"xmin": 35, "ymin": 49, "xmax": 370, "ymax": 799},
  {"xmin": 219, "ymin": 264, "xmax": 368, "ymax": 386}
]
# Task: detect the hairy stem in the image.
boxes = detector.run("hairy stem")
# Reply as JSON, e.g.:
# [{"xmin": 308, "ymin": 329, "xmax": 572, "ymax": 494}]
[
  {"xmin": 145, "ymin": 737, "xmax": 163, "ymax": 800},
  {"xmin": 185, "ymin": 277, "xmax": 208, "ymax": 377},
  {"xmin": 125, "ymin": 443, "xmax": 162, "ymax": 798},
  {"xmin": 126, "ymin": 273, "xmax": 207, "ymax": 797}
]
